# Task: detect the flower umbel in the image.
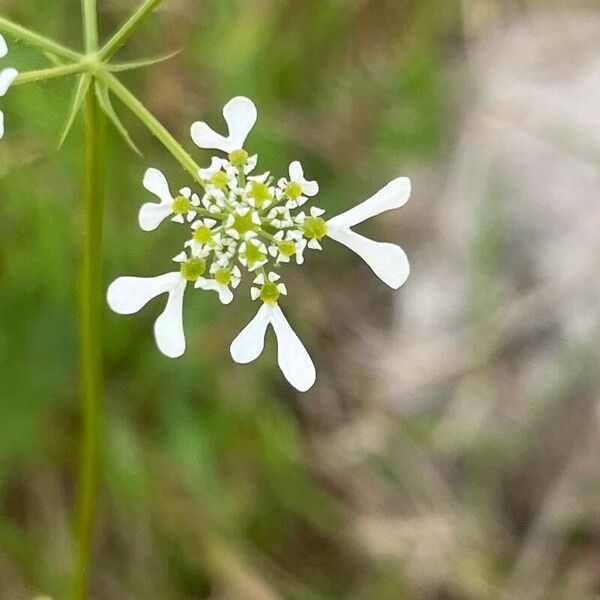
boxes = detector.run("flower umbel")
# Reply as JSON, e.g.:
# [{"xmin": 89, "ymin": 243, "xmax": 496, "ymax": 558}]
[
  {"xmin": 0, "ymin": 34, "xmax": 19, "ymax": 140},
  {"xmin": 107, "ymin": 97, "xmax": 411, "ymax": 391}
]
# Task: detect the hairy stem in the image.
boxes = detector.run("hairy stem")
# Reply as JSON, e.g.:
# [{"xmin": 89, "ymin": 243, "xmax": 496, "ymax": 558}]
[
  {"xmin": 14, "ymin": 63, "xmax": 90, "ymax": 86},
  {"xmin": 0, "ymin": 15, "xmax": 82, "ymax": 61},
  {"xmin": 99, "ymin": 0, "xmax": 165, "ymax": 60},
  {"xmin": 100, "ymin": 72, "xmax": 202, "ymax": 182},
  {"xmin": 72, "ymin": 89, "xmax": 106, "ymax": 600}
]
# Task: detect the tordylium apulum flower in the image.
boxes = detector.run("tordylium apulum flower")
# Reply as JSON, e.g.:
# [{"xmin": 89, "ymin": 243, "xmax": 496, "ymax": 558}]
[
  {"xmin": 0, "ymin": 34, "xmax": 19, "ymax": 140},
  {"xmin": 108, "ymin": 97, "xmax": 411, "ymax": 391}
]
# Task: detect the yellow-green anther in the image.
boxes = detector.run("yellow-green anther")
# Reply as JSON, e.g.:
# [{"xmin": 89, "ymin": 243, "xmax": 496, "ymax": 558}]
[
  {"xmin": 260, "ymin": 282, "xmax": 280, "ymax": 305},
  {"xmin": 278, "ymin": 240, "xmax": 296, "ymax": 257},
  {"xmin": 302, "ymin": 216, "xmax": 327, "ymax": 240},
  {"xmin": 172, "ymin": 195, "xmax": 191, "ymax": 214},
  {"xmin": 229, "ymin": 149, "xmax": 249, "ymax": 168},
  {"xmin": 180, "ymin": 257, "xmax": 206, "ymax": 281},
  {"xmin": 249, "ymin": 181, "xmax": 272, "ymax": 208},
  {"xmin": 210, "ymin": 171, "xmax": 229, "ymax": 189},
  {"xmin": 284, "ymin": 181, "xmax": 302, "ymax": 200},
  {"xmin": 214, "ymin": 268, "xmax": 232, "ymax": 286},
  {"xmin": 193, "ymin": 225, "xmax": 214, "ymax": 245}
]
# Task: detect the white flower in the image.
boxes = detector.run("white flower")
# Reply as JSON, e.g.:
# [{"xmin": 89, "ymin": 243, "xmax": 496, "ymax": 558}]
[
  {"xmin": 195, "ymin": 264, "xmax": 241, "ymax": 305},
  {"xmin": 238, "ymin": 238, "xmax": 268, "ymax": 271},
  {"xmin": 268, "ymin": 230, "xmax": 307, "ymax": 265},
  {"xmin": 225, "ymin": 206, "xmax": 262, "ymax": 241},
  {"xmin": 191, "ymin": 96, "xmax": 257, "ymax": 153},
  {"xmin": 277, "ymin": 161, "xmax": 319, "ymax": 208},
  {"xmin": 231, "ymin": 273, "xmax": 315, "ymax": 392},
  {"xmin": 185, "ymin": 218, "xmax": 221, "ymax": 255},
  {"xmin": 107, "ymin": 251, "xmax": 208, "ymax": 357},
  {"xmin": 138, "ymin": 168, "xmax": 199, "ymax": 231},
  {"xmin": 326, "ymin": 177, "xmax": 411, "ymax": 289},
  {"xmin": 107, "ymin": 271, "xmax": 188, "ymax": 358},
  {"xmin": 0, "ymin": 34, "xmax": 19, "ymax": 140}
]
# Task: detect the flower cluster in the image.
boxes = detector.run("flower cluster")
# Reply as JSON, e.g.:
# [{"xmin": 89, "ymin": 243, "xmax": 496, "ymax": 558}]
[
  {"xmin": 107, "ymin": 97, "xmax": 411, "ymax": 391},
  {"xmin": 0, "ymin": 34, "xmax": 18, "ymax": 139}
]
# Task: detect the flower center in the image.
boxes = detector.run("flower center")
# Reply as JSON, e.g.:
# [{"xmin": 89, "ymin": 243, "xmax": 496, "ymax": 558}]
[
  {"xmin": 210, "ymin": 171, "xmax": 229, "ymax": 189},
  {"xmin": 193, "ymin": 225, "xmax": 214, "ymax": 245},
  {"xmin": 278, "ymin": 240, "xmax": 296, "ymax": 257},
  {"xmin": 302, "ymin": 216, "xmax": 327, "ymax": 240},
  {"xmin": 249, "ymin": 181, "xmax": 272, "ymax": 208},
  {"xmin": 172, "ymin": 195, "xmax": 191, "ymax": 214},
  {"xmin": 233, "ymin": 211, "xmax": 259, "ymax": 236},
  {"xmin": 180, "ymin": 257, "xmax": 206, "ymax": 281},
  {"xmin": 241, "ymin": 242, "xmax": 264, "ymax": 267},
  {"xmin": 284, "ymin": 181, "xmax": 302, "ymax": 200},
  {"xmin": 228, "ymin": 149, "xmax": 249, "ymax": 169},
  {"xmin": 260, "ymin": 282, "xmax": 280, "ymax": 305},
  {"xmin": 214, "ymin": 268, "xmax": 232, "ymax": 286}
]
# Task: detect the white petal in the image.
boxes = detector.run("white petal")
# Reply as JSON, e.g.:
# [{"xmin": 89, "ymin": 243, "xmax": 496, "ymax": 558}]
[
  {"xmin": 154, "ymin": 277, "xmax": 187, "ymax": 358},
  {"xmin": 137, "ymin": 202, "xmax": 172, "ymax": 231},
  {"xmin": 198, "ymin": 156, "xmax": 222, "ymax": 179},
  {"xmin": 327, "ymin": 228, "xmax": 410, "ymax": 289},
  {"xmin": 0, "ymin": 111, "xmax": 4, "ymax": 140},
  {"xmin": 0, "ymin": 68, "xmax": 18, "ymax": 97},
  {"xmin": 172, "ymin": 251, "xmax": 187, "ymax": 263},
  {"xmin": 222, "ymin": 96, "xmax": 257, "ymax": 150},
  {"xmin": 191, "ymin": 96, "xmax": 257, "ymax": 153},
  {"xmin": 288, "ymin": 161, "xmax": 304, "ymax": 182},
  {"xmin": 230, "ymin": 303, "xmax": 271, "ymax": 364},
  {"xmin": 196, "ymin": 278, "xmax": 233, "ymax": 305},
  {"xmin": 270, "ymin": 305, "xmax": 316, "ymax": 392},
  {"xmin": 107, "ymin": 272, "xmax": 182, "ymax": 315},
  {"xmin": 142, "ymin": 168, "xmax": 173, "ymax": 204},
  {"xmin": 0, "ymin": 34, "xmax": 7, "ymax": 59},
  {"xmin": 327, "ymin": 177, "xmax": 411, "ymax": 230}
]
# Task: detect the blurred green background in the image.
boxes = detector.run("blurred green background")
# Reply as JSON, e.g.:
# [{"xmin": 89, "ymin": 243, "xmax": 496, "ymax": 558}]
[{"xmin": 2, "ymin": 0, "xmax": 600, "ymax": 598}]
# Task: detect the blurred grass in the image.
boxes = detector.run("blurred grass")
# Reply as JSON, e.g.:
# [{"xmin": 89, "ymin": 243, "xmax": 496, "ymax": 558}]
[{"xmin": 2, "ymin": 1, "xmax": 599, "ymax": 599}]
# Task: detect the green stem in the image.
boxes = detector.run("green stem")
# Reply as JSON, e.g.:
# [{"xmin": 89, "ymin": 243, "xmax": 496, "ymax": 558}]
[
  {"xmin": 100, "ymin": 72, "xmax": 202, "ymax": 182},
  {"xmin": 0, "ymin": 15, "xmax": 82, "ymax": 61},
  {"xmin": 99, "ymin": 0, "xmax": 165, "ymax": 60},
  {"xmin": 82, "ymin": 0, "xmax": 99, "ymax": 52},
  {"xmin": 72, "ymin": 89, "xmax": 106, "ymax": 600},
  {"xmin": 14, "ymin": 63, "xmax": 89, "ymax": 86}
]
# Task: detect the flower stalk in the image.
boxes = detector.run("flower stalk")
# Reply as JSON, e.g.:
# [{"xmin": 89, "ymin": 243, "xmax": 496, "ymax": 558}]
[
  {"xmin": 71, "ymin": 76, "xmax": 106, "ymax": 600},
  {"xmin": 100, "ymin": 71, "xmax": 201, "ymax": 181},
  {"xmin": 99, "ymin": 0, "xmax": 165, "ymax": 60},
  {"xmin": 0, "ymin": 15, "xmax": 81, "ymax": 61}
]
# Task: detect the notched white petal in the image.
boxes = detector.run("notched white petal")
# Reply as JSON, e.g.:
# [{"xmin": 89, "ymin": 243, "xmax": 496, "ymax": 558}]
[{"xmin": 191, "ymin": 96, "xmax": 257, "ymax": 153}]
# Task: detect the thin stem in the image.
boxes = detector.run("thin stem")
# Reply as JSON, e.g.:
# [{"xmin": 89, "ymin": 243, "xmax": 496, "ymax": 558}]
[
  {"xmin": 99, "ymin": 0, "xmax": 165, "ymax": 60},
  {"xmin": 100, "ymin": 72, "xmax": 202, "ymax": 182},
  {"xmin": 72, "ymin": 90, "xmax": 106, "ymax": 600},
  {"xmin": 0, "ymin": 15, "xmax": 82, "ymax": 61},
  {"xmin": 82, "ymin": 0, "xmax": 99, "ymax": 52},
  {"xmin": 14, "ymin": 62, "xmax": 90, "ymax": 86}
]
